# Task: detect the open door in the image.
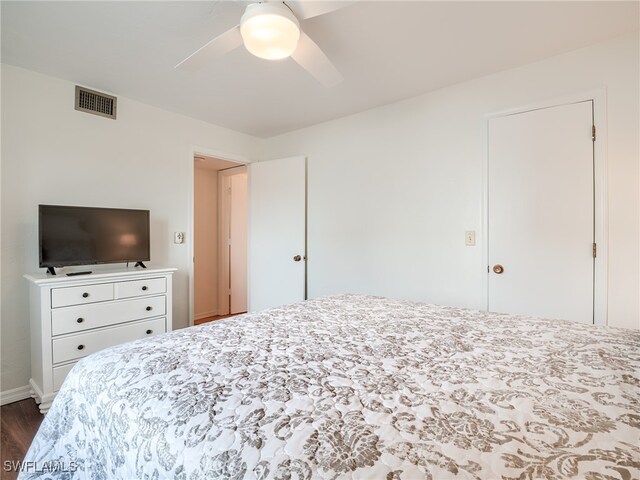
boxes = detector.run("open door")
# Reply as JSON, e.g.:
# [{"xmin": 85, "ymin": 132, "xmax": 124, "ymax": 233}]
[{"xmin": 248, "ymin": 156, "xmax": 306, "ymax": 311}]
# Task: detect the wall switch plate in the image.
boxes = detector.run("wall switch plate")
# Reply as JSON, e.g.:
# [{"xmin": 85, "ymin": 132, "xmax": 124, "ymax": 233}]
[
  {"xmin": 174, "ymin": 232, "xmax": 185, "ymax": 244},
  {"xmin": 465, "ymin": 230, "xmax": 476, "ymax": 246}
]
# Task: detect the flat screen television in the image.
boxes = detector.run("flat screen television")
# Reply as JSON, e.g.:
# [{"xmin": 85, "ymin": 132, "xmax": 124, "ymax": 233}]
[{"xmin": 39, "ymin": 205, "xmax": 150, "ymax": 272}]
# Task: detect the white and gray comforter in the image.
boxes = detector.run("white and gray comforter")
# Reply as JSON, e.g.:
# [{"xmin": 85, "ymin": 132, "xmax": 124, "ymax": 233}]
[{"xmin": 21, "ymin": 294, "xmax": 640, "ymax": 479}]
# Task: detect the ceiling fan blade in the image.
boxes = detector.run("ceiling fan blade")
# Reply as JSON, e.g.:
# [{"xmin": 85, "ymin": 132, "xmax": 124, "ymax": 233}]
[
  {"xmin": 291, "ymin": 31, "xmax": 343, "ymax": 87},
  {"xmin": 286, "ymin": 1, "xmax": 353, "ymax": 20},
  {"xmin": 175, "ymin": 25, "xmax": 242, "ymax": 69}
]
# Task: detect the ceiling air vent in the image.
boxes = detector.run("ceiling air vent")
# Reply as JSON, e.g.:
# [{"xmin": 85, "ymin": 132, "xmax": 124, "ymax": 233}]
[{"xmin": 74, "ymin": 86, "xmax": 117, "ymax": 119}]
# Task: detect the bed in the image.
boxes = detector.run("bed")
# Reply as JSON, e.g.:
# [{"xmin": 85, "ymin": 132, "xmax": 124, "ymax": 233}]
[{"xmin": 20, "ymin": 294, "xmax": 640, "ymax": 479}]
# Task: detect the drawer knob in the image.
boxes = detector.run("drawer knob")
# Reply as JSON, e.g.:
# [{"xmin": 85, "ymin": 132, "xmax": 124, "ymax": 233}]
[
  {"xmin": 77, "ymin": 344, "xmax": 85, "ymax": 350},
  {"xmin": 146, "ymin": 306, "xmax": 152, "ymax": 311},
  {"xmin": 76, "ymin": 317, "xmax": 84, "ymax": 323},
  {"xmin": 82, "ymin": 292, "xmax": 89, "ymax": 298},
  {"xmin": 142, "ymin": 286, "xmax": 148, "ymax": 291},
  {"xmin": 146, "ymin": 329, "xmax": 153, "ymax": 335}
]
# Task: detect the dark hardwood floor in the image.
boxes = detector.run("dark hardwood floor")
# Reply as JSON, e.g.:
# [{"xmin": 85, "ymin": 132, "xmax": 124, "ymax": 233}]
[
  {"xmin": 194, "ymin": 312, "xmax": 245, "ymax": 325},
  {"xmin": 1, "ymin": 399, "xmax": 43, "ymax": 480}
]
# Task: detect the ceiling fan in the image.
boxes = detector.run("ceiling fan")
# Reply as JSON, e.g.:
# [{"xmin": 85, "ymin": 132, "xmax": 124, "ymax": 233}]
[{"xmin": 175, "ymin": 1, "xmax": 351, "ymax": 87}]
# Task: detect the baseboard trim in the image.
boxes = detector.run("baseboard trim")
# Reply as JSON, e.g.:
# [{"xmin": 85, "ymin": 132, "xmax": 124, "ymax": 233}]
[{"xmin": 0, "ymin": 385, "xmax": 32, "ymax": 406}]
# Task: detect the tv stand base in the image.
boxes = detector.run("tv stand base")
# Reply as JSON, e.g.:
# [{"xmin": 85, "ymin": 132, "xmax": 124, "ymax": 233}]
[
  {"xmin": 134, "ymin": 261, "xmax": 147, "ymax": 269},
  {"xmin": 66, "ymin": 271, "xmax": 92, "ymax": 277},
  {"xmin": 46, "ymin": 267, "xmax": 57, "ymax": 276}
]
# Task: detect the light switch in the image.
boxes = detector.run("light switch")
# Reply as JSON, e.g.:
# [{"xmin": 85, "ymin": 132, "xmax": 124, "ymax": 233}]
[
  {"xmin": 465, "ymin": 230, "xmax": 476, "ymax": 246},
  {"xmin": 174, "ymin": 232, "xmax": 185, "ymax": 244}
]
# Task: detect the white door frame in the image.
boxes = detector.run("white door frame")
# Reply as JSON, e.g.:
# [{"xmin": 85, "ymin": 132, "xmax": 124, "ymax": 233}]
[
  {"xmin": 482, "ymin": 88, "xmax": 608, "ymax": 325},
  {"xmin": 188, "ymin": 145, "xmax": 248, "ymax": 326}
]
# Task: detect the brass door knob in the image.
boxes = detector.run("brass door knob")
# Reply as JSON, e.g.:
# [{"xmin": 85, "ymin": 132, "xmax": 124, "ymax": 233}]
[
  {"xmin": 493, "ymin": 264, "xmax": 504, "ymax": 274},
  {"xmin": 293, "ymin": 255, "xmax": 302, "ymax": 262}
]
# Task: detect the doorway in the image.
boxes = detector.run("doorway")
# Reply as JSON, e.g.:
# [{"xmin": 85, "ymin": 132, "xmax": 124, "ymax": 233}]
[
  {"xmin": 193, "ymin": 154, "xmax": 247, "ymax": 324},
  {"xmin": 486, "ymin": 96, "xmax": 606, "ymax": 324}
]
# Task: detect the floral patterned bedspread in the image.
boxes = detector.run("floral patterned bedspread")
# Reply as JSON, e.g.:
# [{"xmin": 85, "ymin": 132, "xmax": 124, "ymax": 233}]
[{"xmin": 21, "ymin": 294, "xmax": 640, "ymax": 479}]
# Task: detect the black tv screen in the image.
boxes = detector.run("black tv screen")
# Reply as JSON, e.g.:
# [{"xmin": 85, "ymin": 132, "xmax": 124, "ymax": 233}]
[{"xmin": 39, "ymin": 205, "xmax": 150, "ymax": 267}]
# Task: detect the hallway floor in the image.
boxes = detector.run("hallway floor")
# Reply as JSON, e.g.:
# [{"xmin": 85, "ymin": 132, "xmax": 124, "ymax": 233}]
[{"xmin": 194, "ymin": 312, "xmax": 245, "ymax": 325}]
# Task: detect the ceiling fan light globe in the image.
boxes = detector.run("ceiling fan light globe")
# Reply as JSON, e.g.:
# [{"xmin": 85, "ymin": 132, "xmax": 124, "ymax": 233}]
[{"xmin": 240, "ymin": 3, "xmax": 300, "ymax": 60}]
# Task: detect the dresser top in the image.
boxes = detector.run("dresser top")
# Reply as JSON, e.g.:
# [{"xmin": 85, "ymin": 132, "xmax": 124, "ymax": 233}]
[{"xmin": 24, "ymin": 266, "xmax": 177, "ymax": 285}]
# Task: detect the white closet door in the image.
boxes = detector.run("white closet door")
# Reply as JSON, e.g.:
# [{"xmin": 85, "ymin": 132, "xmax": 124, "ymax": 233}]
[
  {"xmin": 229, "ymin": 172, "xmax": 248, "ymax": 314},
  {"xmin": 488, "ymin": 101, "xmax": 594, "ymax": 323},
  {"xmin": 248, "ymin": 156, "xmax": 306, "ymax": 311}
]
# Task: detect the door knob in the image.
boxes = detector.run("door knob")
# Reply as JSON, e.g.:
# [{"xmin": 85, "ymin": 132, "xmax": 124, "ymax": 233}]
[
  {"xmin": 493, "ymin": 264, "xmax": 504, "ymax": 274},
  {"xmin": 293, "ymin": 255, "xmax": 302, "ymax": 262}
]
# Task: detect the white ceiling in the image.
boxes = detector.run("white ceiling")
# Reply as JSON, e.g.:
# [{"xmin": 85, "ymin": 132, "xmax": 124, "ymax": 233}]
[{"xmin": 2, "ymin": 1, "xmax": 638, "ymax": 138}]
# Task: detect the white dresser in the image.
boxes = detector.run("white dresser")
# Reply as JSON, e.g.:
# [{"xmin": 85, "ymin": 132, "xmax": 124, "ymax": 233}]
[{"xmin": 24, "ymin": 267, "xmax": 176, "ymax": 413}]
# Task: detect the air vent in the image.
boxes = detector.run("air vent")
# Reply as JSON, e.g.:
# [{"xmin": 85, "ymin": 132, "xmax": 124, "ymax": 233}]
[{"xmin": 74, "ymin": 86, "xmax": 117, "ymax": 119}]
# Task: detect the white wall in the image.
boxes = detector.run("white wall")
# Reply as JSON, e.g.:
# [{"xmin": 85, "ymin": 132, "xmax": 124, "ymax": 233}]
[
  {"xmin": 262, "ymin": 32, "xmax": 640, "ymax": 330},
  {"xmin": 193, "ymin": 165, "xmax": 218, "ymax": 319},
  {"xmin": 2, "ymin": 32, "xmax": 638, "ymax": 396},
  {"xmin": 0, "ymin": 65, "xmax": 261, "ymax": 393}
]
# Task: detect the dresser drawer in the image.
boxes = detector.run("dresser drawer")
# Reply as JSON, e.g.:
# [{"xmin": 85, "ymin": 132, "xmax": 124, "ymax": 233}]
[
  {"xmin": 53, "ymin": 362, "xmax": 76, "ymax": 392},
  {"xmin": 116, "ymin": 277, "xmax": 166, "ymax": 299},
  {"xmin": 51, "ymin": 283, "xmax": 114, "ymax": 308},
  {"xmin": 51, "ymin": 296, "xmax": 166, "ymax": 336},
  {"xmin": 52, "ymin": 317, "xmax": 166, "ymax": 364}
]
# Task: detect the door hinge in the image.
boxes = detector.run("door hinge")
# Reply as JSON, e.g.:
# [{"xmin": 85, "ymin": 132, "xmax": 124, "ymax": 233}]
[
  {"xmin": 592, "ymin": 125, "xmax": 596, "ymax": 142},
  {"xmin": 593, "ymin": 243, "xmax": 597, "ymax": 258}
]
